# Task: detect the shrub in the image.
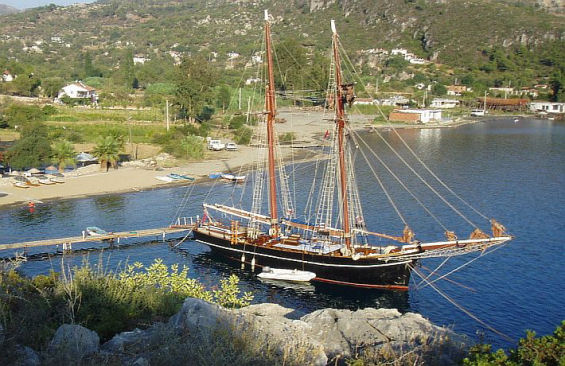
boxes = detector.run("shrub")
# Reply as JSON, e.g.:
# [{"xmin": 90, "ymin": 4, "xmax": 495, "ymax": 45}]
[
  {"xmin": 228, "ymin": 115, "xmax": 246, "ymax": 130},
  {"xmin": 279, "ymin": 132, "xmax": 296, "ymax": 143},
  {"xmin": 0, "ymin": 258, "xmax": 253, "ymax": 351},
  {"xmin": 235, "ymin": 126, "xmax": 253, "ymax": 145},
  {"xmin": 463, "ymin": 321, "xmax": 565, "ymax": 366}
]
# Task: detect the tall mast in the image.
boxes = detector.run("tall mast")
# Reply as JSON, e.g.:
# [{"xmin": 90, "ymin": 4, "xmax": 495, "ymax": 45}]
[
  {"xmin": 265, "ymin": 10, "xmax": 279, "ymax": 235},
  {"xmin": 331, "ymin": 20, "xmax": 351, "ymax": 249}
]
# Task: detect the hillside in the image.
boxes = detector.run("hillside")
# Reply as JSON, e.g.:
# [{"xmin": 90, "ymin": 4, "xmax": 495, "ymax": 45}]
[
  {"xmin": 0, "ymin": 4, "xmax": 18, "ymax": 15},
  {"xmin": 0, "ymin": 0, "xmax": 563, "ymax": 99}
]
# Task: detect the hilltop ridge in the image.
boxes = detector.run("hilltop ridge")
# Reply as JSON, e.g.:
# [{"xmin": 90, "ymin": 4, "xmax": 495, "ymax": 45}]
[{"xmin": 0, "ymin": 3, "xmax": 18, "ymax": 15}]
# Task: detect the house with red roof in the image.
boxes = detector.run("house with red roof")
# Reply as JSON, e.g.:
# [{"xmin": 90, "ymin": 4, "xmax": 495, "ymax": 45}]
[{"xmin": 57, "ymin": 81, "xmax": 97, "ymax": 102}]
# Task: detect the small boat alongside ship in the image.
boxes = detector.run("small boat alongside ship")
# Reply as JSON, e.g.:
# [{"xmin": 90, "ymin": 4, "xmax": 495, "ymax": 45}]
[{"xmin": 258, "ymin": 267, "xmax": 316, "ymax": 282}]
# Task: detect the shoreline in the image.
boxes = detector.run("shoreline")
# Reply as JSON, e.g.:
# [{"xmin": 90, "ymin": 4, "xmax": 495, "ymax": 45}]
[{"xmin": 0, "ymin": 113, "xmax": 509, "ymax": 209}]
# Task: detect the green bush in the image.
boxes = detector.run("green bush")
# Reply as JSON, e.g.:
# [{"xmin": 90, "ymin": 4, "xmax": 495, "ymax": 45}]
[
  {"xmin": 279, "ymin": 132, "xmax": 295, "ymax": 143},
  {"xmin": 228, "ymin": 114, "xmax": 246, "ymax": 130},
  {"xmin": 235, "ymin": 126, "xmax": 253, "ymax": 145},
  {"xmin": 464, "ymin": 321, "xmax": 565, "ymax": 366},
  {"xmin": 0, "ymin": 258, "xmax": 253, "ymax": 352}
]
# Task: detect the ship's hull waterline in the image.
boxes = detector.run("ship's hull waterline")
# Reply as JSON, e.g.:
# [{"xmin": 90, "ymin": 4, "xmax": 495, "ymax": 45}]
[{"xmin": 193, "ymin": 230, "xmax": 414, "ymax": 290}]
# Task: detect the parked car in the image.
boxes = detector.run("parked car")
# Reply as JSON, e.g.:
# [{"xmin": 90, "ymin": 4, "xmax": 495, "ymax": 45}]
[
  {"xmin": 208, "ymin": 139, "xmax": 225, "ymax": 151},
  {"xmin": 225, "ymin": 142, "xmax": 238, "ymax": 151}
]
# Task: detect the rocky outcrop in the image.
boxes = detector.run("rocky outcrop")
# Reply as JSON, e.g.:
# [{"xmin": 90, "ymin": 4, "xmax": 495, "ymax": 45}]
[
  {"xmin": 47, "ymin": 324, "xmax": 100, "ymax": 362},
  {"xmin": 10, "ymin": 299, "xmax": 466, "ymax": 365}
]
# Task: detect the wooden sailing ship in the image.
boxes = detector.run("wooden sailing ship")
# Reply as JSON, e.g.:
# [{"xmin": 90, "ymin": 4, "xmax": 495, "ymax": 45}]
[{"xmin": 190, "ymin": 12, "xmax": 512, "ymax": 290}]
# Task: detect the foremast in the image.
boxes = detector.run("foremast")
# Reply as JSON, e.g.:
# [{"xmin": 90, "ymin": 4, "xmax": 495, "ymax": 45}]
[
  {"xmin": 331, "ymin": 20, "xmax": 352, "ymax": 250},
  {"xmin": 265, "ymin": 10, "xmax": 279, "ymax": 237}
]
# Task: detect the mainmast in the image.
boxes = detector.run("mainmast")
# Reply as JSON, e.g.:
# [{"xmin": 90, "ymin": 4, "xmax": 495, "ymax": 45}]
[
  {"xmin": 265, "ymin": 10, "xmax": 279, "ymax": 236},
  {"xmin": 331, "ymin": 20, "xmax": 351, "ymax": 249}
]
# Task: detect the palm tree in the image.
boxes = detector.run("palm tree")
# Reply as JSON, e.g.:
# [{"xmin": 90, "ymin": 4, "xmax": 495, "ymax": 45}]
[
  {"xmin": 92, "ymin": 136, "xmax": 120, "ymax": 171},
  {"xmin": 51, "ymin": 140, "xmax": 76, "ymax": 172}
]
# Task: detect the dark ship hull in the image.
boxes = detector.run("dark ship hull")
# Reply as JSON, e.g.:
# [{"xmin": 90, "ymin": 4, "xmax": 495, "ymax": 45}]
[{"xmin": 193, "ymin": 230, "xmax": 414, "ymax": 290}]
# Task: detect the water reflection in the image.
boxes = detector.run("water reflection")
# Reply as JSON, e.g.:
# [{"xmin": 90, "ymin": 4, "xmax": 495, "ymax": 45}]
[{"xmin": 93, "ymin": 195, "xmax": 126, "ymax": 213}]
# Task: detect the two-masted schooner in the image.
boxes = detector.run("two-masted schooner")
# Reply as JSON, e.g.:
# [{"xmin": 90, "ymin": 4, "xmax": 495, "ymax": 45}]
[{"xmin": 190, "ymin": 11, "xmax": 512, "ymax": 290}]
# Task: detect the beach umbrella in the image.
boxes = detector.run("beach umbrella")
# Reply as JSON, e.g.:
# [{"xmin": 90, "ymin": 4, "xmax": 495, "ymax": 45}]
[
  {"xmin": 45, "ymin": 165, "xmax": 57, "ymax": 171},
  {"xmin": 27, "ymin": 168, "xmax": 41, "ymax": 174}
]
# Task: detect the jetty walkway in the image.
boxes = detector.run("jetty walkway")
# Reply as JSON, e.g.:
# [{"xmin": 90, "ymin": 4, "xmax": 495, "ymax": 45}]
[{"xmin": 0, "ymin": 226, "xmax": 193, "ymax": 253}]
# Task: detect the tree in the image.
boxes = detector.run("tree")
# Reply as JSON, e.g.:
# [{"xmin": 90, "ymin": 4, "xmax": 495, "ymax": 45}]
[
  {"xmin": 83, "ymin": 51, "xmax": 101, "ymax": 78},
  {"xmin": 175, "ymin": 54, "xmax": 218, "ymax": 122},
  {"xmin": 179, "ymin": 135, "xmax": 204, "ymax": 159},
  {"xmin": 216, "ymin": 85, "xmax": 231, "ymax": 112},
  {"xmin": 92, "ymin": 136, "xmax": 120, "ymax": 171},
  {"xmin": 3, "ymin": 104, "xmax": 45, "ymax": 128},
  {"xmin": 51, "ymin": 140, "xmax": 75, "ymax": 172},
  {"xmin": 11, "ymin": 73, "xmax": 41, "ymax": 97},
  {"xmin": 7, "ymin": 122, "xmax": 52, "ymax": 170},
  {"xmin": 41, "ymin": 77, "xmax": 64, "ymax": 98},
  {"xmin": 113, "ymin": 49, "xmax": 135, "ymax": 89},
  {"xmin": 432, "ymin": 83, "xmax": 447, "ymax": 96},
  {"xmin": 274, "ymin": 38, "xmax": 307, "ymax": 92},
  {"xmin": 305, "ymin": 51, "xmax": 330, "ymax": 92}
]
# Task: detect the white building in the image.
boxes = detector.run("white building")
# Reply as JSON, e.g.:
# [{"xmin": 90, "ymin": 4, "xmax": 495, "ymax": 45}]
[
  {"xmin": 389, "ymin": 109, "xmax": 442, "ymax": 124},
  {"xmin": 529, "ymin": 101, "xmax": 565, "ymax": 114},
  {"xmin": 430, "ymin": 98, "xmax": 460, "ymax": 109},
  {"xmin": 245, "ymin": 77, "xmax": 261, "ymax": 85},
  {"xmin": 377, "ymin": 95, "xmax": 410, "ymax": 106},
  {"xmin": 58, "ymin": 81, "xmax": 97, "ymax": 101},
  {"xmin": 354, "ymin": 98, "xmax": 375, "ymax": 105},
  {"xmin": 133, "ymin": 55, "xmax": 150, "ymax": 65},
  {"xmin": 391, "ymin": 48, "xmax": 408, "ymax": 57},
  {"xmin": 409, "ymin": 57, "xmax": 426, "ymax": 65}
]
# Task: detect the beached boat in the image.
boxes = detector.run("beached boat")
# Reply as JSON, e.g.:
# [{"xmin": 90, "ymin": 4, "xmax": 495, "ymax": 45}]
[
  {"xmin": 156, "ymin": 173, "xmax": 195, "ymax": 183},
  {"xmin": 220, "ymin": 173, "xmax": 246, "ymax": 183},
  {"xmin": 36, "ymin": 175, "xmax": 56, "ymax": 185},
  {"xmin": 168, "ymin": 173, "xmax": 195, "ymax": 181},
  {"xmin": 47, "ymin": 173, "xmax": 65, "ymax": 184},
  {"xmin": 189, "ymin": 12, "xmax": 512, "ymax": 290},
  {"xmin": 258, "ymin": 267, "xmax": 316, "ymax": 282},
  {"xmin": 86, "ymin": 226, "xmax": 109, "ymax": 236},
  {"xmin": 11, "ymin": 176, "xmax": 32, "ymax": 188}
]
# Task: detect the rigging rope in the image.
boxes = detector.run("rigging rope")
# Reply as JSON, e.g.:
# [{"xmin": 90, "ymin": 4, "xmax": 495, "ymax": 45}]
[
  {"xmin": 417, "ymin": 241, "xmax": 509, "ymax": 290},
  {"xmin": 373, "ymin": 129, "xmax": 478, "ymax": 229},
  {"xmin": 352, "ymin": 129, "xmax": 449, "ymax": 231},
  {"xmin": 411, "ymin": 265, "xmax": 514, "ymax": 342},
  {"xmin": 415, "ymin": 256, "xmax": 451, "ymax": 289},
  {"xmin": 391, "ymin": 128, "xmax": 491, "ymax": 222},
  {"xmin": 352, "ymin": 129, "xmax": 408, "ymax": 226}
]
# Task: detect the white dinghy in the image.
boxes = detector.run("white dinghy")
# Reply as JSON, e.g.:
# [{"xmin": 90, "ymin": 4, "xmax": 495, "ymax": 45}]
[{"xmin": 257, "ymin": 266, "xmax": 316, "ymax": 282}]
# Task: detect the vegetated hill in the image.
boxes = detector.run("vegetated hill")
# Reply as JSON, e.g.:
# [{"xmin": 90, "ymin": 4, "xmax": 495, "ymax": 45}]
[
  {"xmin": 0, "ymin": 0, "xmax": 563, "ymax": 89},
  {"xmin": 0, "ymin": 4, "xmax": 19, "ymax": 15}
]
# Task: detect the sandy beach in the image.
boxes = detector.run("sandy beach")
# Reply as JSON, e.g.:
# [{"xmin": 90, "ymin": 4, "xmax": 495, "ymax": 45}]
[{"xmin": 0, "ymin": 109, "xmax": 473, "ymax": 208}]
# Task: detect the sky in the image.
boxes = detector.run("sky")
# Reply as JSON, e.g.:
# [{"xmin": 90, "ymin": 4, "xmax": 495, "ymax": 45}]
[{"xmin": 2, "ymin": 0, "xmax": 96, "ymax": 9}]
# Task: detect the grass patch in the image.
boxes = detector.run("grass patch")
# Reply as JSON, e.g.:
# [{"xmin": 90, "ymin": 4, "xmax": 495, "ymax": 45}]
[{"xmin": 0, "ymin": 257, "xmax": 253, "ymax": 357}]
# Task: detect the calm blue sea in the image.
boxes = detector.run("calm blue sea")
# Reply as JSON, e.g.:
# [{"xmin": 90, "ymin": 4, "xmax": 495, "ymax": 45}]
[{"xmin": 1, "ymin": 118, "xmax": 563, "ymax": 349}]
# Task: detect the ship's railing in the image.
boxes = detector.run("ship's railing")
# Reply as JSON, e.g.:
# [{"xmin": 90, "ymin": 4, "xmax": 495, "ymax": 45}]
[{"xmin": 172, "ymin": 216, "xmax": 198, "ymax": 227}]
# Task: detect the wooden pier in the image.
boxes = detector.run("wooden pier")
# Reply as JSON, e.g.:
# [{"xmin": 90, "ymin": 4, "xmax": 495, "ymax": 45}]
[{"xmin": 0, "ymin": 226, "xmax": 194, "ymax": 252}]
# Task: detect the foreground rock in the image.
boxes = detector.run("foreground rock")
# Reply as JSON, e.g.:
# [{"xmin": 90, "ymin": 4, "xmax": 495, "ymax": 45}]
[
  {"xmin": 46, "ymin": 324, "xmax": 100, "ymax": 363},
  {"xmin": 11, "ymin": 298, "xmax": 466, "ymax": 365}
]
